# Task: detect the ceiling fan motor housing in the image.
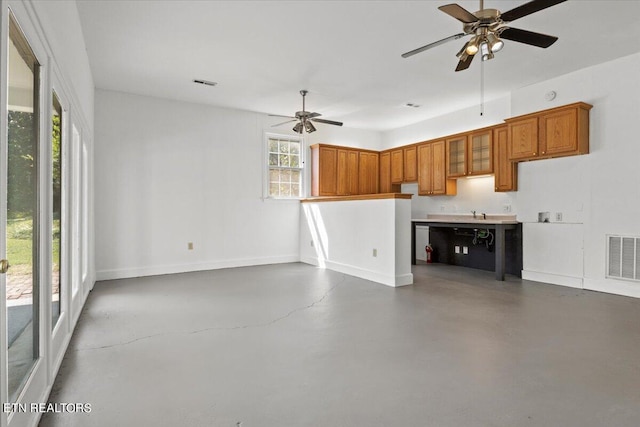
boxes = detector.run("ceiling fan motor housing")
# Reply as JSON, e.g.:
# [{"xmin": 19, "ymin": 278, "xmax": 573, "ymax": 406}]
[{"xmin": 463, "ymin": 9, "xmax": 502, "ymax": 34}]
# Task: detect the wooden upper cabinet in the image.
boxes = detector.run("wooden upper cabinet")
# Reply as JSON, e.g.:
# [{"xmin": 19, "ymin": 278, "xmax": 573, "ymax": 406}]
[
  {"xmin": 347, "ymin": 150, "xmax": 359, "ymax": 196},
  {"xmin": 418, "ymin": 140, "xmax": 456, "ymax": 196},
  {"xmin": 311, "ymin": 144, "xmax": 358, "ymax": 196},
  {"xmin": 403, "ymin": 146, "xmax": 418, "ymax": 182},
  {"xmin": 311, "ymin": 102, "xmax": 589, "ymax": 197},
  {"xmin": 468, "ymin": 129, "xmax": 493, "ymax": 175},
  {"xmin": 336, "ymin": 149, "xmax": 348, "ymax": 195},
  {"xmin": 507, "ymin": 102, "xmax": 592, "ymax": 161},
  {"xmin": 507, "ymin": 116, "xmax": 538, "ymax": 160},
  {"xmin": 358, "ymin": 151, "xmax": 379, "ymax": 194},
  {"xmin": 311, "ymin": 145, "xmax": 338, "ymax": 196},
  {"xmin": 379, "ymin": 151, "xmax": 392, "ymax": 193},
  {"xmin": 417, "ymin": 143, "xmax": 433, "ymax": 196},
  {"xmin": 493, "ymin": 125, "xmax": 517, "ymax": 192},
  {"xmin": 446, "ymin": 134, "xmax": 468, "ymax": 178},
  {"xmin": 390, "ymin": 149, "xmax": 404, "ymax": 184},
  {"xmin": 431, "ymin": 140, "xmax": 451, "ymax": 195},
  {"xmin": 539, "ymin": 103, "xmax": 591, "ymax": 157}
]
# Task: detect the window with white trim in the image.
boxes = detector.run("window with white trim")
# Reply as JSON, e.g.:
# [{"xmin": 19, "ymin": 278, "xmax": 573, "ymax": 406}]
[{"xmin": 267, "ymin": 135, "xmax": 304, "ymax": 198}]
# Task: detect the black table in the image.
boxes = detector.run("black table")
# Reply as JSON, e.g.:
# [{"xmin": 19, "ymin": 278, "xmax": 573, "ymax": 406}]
[{"xmin": 411, "ymin": 220, "xmax": 519, "ymax": 281}]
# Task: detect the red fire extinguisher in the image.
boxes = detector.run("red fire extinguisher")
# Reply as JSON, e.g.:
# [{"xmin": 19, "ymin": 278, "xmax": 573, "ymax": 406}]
[{"xmin": 425, "ymin": 245, "xmax": 433, "ymax": 264}]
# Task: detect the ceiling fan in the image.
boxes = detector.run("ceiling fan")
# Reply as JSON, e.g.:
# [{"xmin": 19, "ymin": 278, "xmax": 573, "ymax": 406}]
[
  {"xmin": 402, "ymin": 0, "xmax": 567, "ymax": 71},
  {"xmin": 269, "ymin": 90, "xmax": 343, "ymax": 134}
]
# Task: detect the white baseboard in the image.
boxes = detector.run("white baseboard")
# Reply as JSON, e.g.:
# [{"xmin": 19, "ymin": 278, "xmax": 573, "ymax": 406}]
[
  {"xmin": 583, "ymin": 277, "xmax": 640, "ymax": 299},
  {"xmin": 521, "ymin": 269, "xmax": 583, "ymax": 289},
  {"xmin": 96, "ymin": 255, "xmax": 300, "ymax": 281},
  {"xmin": 300, "ymin": 256, "xmax": 413, "ymax": 287}
]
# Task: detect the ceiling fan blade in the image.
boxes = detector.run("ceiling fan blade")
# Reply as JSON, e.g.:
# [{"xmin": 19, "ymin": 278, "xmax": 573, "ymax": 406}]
[
  {"xmin": 308, "ymin": 112, "xmax": 322, "ymax": 118},
  {"xmin": 499, "ymin": 27, "xmax": 559, "ymax": 48},
  {"xmin": 500, "ymin": 0, "xmax": 567, "ymax": 22},
  {"xmin": 401, "ymin": 33, "xmax": 466, "ymax": 58},
  {"xmin": 310, "ymin": 118, "xmax": 343, "ymax": 127},
  {"xmin": 438, "ymin": 4, "xmax": 479, "ymax": 24},
  {"xmin": 455, "ymin": 53, "xmax": 475, "ymax": 72},
  {"xmin": 272, "ymin": 119, "xmax": 298, "ymax": 127},
  {"xmin": 268, "ymin": 114, "xmax": 297, "ymax": 119}
]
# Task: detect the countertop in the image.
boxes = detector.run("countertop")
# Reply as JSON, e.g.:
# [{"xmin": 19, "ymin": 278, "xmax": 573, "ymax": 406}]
[{"xmin": 412, "ymin": 214, "xmax": 519, "ymax": 225}]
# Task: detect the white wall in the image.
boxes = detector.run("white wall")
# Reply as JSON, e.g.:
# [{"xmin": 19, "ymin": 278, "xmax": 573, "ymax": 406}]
[
  {"xmin": 299, "ymin": 198, "xmax": 413, "ymax": 287},
  {"xmin": 512, "ymin": 53, "xmax": 640, "ymax": 297},
  {"xmin": 28, "ymin": 0, "xmax": 94, "ymax": 125},
  {"xmin": 94, "ymin": 90, "xmax": 382, "ymax": 280},
  {"xmin": 381, "ymin": 52, "xmax": 640, "ymax": 298},
  {"xmin": 382, "ymin": 96, "xmax": 510, "ymax": 148}
]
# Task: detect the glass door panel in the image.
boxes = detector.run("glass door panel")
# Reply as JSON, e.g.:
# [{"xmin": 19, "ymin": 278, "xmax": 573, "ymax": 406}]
[
  {"xmin": 52, "ymin": 92, "xmax": 62, "ymax": 329},
  {"xmin": 6, "ymin": 13, "xmax": 41, "ymax": 402},
  {"xmin": 447, "ymin": 136, "xmax": 467, "ymax": 177},
  {"xmin": 470, "ymin": 132, "xmax": 492, "ymax": 175}
]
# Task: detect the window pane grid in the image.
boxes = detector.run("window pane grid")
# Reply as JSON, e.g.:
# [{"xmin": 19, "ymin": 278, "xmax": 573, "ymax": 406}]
[{"xmin": 268, "ymin": 137, "xmax": 302, "ymax": 198}]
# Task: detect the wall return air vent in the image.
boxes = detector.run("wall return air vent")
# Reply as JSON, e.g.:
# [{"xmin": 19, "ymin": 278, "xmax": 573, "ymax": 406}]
[{"xmin": 607, "ymin": 235, "xmax": 640, "ymax": 282}]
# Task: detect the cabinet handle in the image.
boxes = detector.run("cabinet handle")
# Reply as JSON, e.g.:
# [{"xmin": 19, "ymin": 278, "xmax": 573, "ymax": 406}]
[
  {"xmin": 533, "ymin": 152, "xmax": 536, "ymax": 155},
  {"xmin": 542, "ymin": 151, "xmax": 546, "ymax": 154}
]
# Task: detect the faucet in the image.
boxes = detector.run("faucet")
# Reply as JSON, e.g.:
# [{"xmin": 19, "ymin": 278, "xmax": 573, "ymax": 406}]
[
  {"xmin": 482, "ymin": 212, "xmax": 487, "ymax": 220},
  {"xmin": 471, "ymin": 210, "xmax": 476, "ymax": 219}
]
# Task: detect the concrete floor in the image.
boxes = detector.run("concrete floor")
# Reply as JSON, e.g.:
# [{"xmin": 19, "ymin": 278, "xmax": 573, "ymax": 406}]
[{"xmin": 41, "ymin": 263, "xmax": 640, "ymax": 427}]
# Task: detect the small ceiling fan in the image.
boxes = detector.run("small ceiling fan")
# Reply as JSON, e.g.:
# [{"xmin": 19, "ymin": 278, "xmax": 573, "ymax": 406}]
[
  {"xmin": 402, "ymin": 0, "xmax": 567, "ymax": 71},
  {"xmin": 269, "ymin": 90, "xmax": 343, "ymax": 134}
]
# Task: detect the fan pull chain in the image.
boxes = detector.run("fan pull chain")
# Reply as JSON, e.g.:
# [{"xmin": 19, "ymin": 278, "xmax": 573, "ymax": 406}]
[
  {"xmin": 480, "ymin": 60, "xmax": 485, "ymax": 116},
  {"xmin": 479, "ymin": 0, "xmax": 484, "ymax": 116}
]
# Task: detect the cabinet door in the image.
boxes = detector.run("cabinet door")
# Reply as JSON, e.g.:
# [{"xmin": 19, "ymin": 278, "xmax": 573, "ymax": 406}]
[
  {"xmin": 379, "ymin": 151, "xmax": 392, "ymax": 193},
  {"xmin": 404, "ymin": 146, "xmax": 418, "ymax": 182},
  {"xmin": 493, "ymin": 126, "xmax": 517, "ymax": 192},
  {"xmin": 317, "ymin": 146, "xmax": 337, "ymax": 196},
  {"xmin": 446, "ymin": 135, "xmax": 467, "ymax": 177},
  {"xmin": 508, "ymin": 117, "xmax": 538, "ymax": 160},
  {"xmin": 347, "ymin": 150, "xmax": 359, "ymax": 195},
  {"xmin": 358, "ymin": 152, "xmax": 379, "ymax": 194},
  {"xmin": 468, "ymin": 130, "xmax": 493, "ymax": 175},
  {"xmin": 336, "ymin": 149, "xmax": 349, "ymax": 195},
  {"xmin": 390, "ymin": 149, "xmax": 404, "ymax": 183},
  {"xmin": 417, "ymin": 143, "xmax": 433, "ymax": 195},
  {"xmin": 432, "ymin": 140, "xmax": 447, "ymax": 195},
  {"xmin": 539, "ymin": 107, "xmax": 578, "ymax": 156}
]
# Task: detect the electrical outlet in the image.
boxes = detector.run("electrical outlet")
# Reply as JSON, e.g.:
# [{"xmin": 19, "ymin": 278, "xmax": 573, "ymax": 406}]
[
  {"xmin": 455, "ymin": 246, "xmax": 460, "ymax": 254},
  {"xmin": 555, "ymin": 212, "xmax": 563, "ymax": 222},
  {"xmin": 372, "ymin": 248, "xmax": 377, "ymax": 257},
  {"xmin": 440, "ymin": 205, "xmax": 445, "ymax": 212},
  {"xmin": 188, "ymin": 242, "xmax": 194, "ymax": 250},
  {"xmin": 503, "ymin": 204, "xmax": 512, "ymax": 213},
  {"xmin": 463, "ymin": 246, "xmax": 468, "ymax": 255}
]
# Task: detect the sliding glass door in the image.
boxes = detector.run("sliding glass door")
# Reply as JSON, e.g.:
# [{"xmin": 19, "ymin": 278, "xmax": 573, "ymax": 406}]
[
  {"xmin": 4, "ymin": 11, "xmax": 41, "ymax": 404},
  {"xmin": 1, "ymin": 5, "xmax": 86, "ymax": 425}
]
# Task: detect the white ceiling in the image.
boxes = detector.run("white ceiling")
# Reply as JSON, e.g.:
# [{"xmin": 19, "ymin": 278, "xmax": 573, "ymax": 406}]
[{"xmin": 76, "ymin": 0, "xmax": 640, "ymax": 131}]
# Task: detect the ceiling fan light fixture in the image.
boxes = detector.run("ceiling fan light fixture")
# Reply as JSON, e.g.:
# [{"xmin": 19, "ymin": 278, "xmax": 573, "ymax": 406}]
[
  {"xmin": 293, "ymin": 122, "xmax": 303, "ymax": 134},
  {"xmin": 465, "ymin": 36, "xmax": 479, "ymax": 55},
  {"xmin": 481, "ymin": 42, "xmax": 495, "ymax": 61},
  {"xmin": 487, "ymin": 32, "xmax": 504, "ymax": 52},
  {"xmin": 304, "ymin": 121, "xmax": 316, "ymax": 133}
]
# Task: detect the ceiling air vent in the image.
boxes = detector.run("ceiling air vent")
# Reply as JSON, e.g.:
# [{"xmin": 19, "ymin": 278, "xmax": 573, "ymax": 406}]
[{"xmin": 607, "ymin": 235, "xmax": 640, "ymax": 281}]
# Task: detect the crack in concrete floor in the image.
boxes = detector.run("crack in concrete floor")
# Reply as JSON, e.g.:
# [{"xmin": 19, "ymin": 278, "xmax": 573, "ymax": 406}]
[{"xmin": 74, "ymin": 274, "xmax": 345, "ymax": 352}]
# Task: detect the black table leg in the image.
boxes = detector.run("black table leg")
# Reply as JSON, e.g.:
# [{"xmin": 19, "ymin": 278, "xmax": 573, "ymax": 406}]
[
  {"xmin": 411, "ymin": 222, "xmax": 416, "ymax": 265},
  {"xmin": 495, "ymin": 225, "xmax": 505, "ymax": 281}
]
